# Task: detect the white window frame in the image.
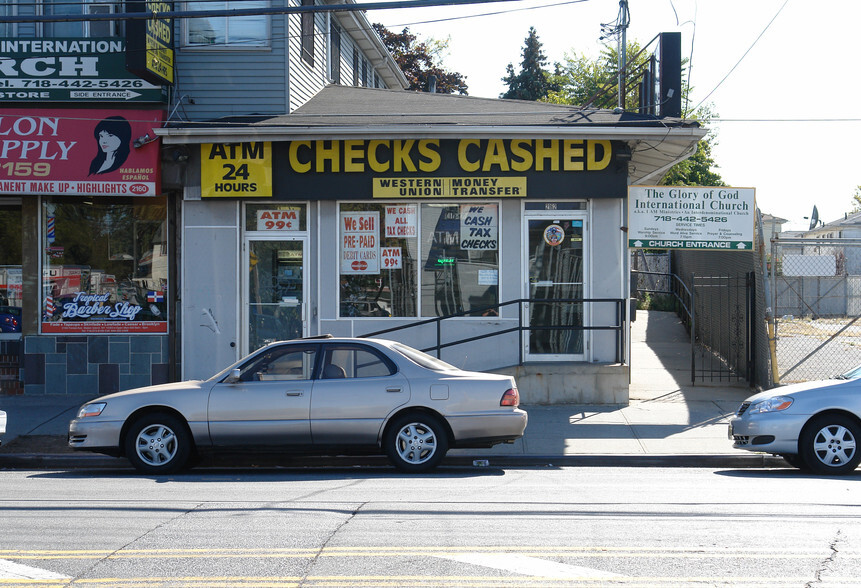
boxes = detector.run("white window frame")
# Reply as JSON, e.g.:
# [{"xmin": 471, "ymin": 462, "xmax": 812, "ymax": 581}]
[{"xmin": 182, "ymin": 0, "xmax": 271, "ymax": 49}]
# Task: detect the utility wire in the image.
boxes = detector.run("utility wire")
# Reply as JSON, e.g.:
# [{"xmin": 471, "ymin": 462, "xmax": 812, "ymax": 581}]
[
  {"xmin": 692, "ymin": 0, "xmax": 789, "ymax": 111},
  {"xmin": 0, "ymin": 0, "xmax": 531, "ymax": 23}
]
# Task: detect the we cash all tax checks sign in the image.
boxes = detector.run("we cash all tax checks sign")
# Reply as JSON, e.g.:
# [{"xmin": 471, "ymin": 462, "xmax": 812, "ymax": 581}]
[{"xmin": 627, "ymin": 186, "xmax": 755, "ymax": 251}]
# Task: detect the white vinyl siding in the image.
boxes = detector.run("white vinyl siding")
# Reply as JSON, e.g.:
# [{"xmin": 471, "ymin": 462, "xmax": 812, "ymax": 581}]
[{"xmin": 175, "ymin": 8, "xmax": 286, "ymax": 120}]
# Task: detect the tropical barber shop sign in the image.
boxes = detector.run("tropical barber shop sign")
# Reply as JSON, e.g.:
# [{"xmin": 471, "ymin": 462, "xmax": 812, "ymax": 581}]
[{"xmin": 627, "ymin": 186, "xmax": 755, "ymax": 250}]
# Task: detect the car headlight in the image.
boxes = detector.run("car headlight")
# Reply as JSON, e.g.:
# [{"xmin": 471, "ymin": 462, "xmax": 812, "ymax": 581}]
[
  {"xmin": 748, "ymin": 396, "xmax": 793, "ymax": 414},
  {"xmin": 77, "ymin": 402, "xmax": 106, "ymax": 418}
]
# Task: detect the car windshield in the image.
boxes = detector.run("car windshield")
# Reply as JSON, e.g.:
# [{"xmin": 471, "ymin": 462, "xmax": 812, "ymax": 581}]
[
  {"xmin": 390, "ymin": 342, "xmax": 458, "ymax": 371},
  {"xmin": 836, "ymin": 364, "xmax": 861, "ymax": 380}
]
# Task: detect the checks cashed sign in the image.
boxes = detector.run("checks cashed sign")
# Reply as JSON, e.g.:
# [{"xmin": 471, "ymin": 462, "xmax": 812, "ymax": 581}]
[{"xmin": 627, "ymin": 186, "xmax": 755, "ymax": 250}]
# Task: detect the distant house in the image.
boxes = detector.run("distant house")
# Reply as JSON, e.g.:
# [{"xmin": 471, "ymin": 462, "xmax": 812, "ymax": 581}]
[{"xmin": 801, "ymin": 211, "xmax": 861, "ymax": 275}]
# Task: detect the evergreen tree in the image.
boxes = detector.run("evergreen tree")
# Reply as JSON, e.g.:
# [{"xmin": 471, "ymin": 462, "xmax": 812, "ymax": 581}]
[{"xmin": 501, "ymin": 27, "xmax": 556, "ymax": 101}]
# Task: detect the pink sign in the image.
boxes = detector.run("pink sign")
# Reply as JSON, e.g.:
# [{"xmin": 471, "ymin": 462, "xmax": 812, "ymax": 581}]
[{"xmin": 0, "ymin": 108, "xmax": 163, "ymax": 196}]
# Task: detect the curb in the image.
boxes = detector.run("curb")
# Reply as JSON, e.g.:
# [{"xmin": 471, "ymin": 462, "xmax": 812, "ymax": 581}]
[{"xmin": 0, "ymin": 452, "xmax": 789, "ymax": 471}]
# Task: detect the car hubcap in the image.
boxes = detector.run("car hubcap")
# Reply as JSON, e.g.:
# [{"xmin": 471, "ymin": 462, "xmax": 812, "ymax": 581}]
[
  {"xmin": 395, "ymin": 422, "xmax": 436, "ymax": 464},
  {"xmin": 136, "ymin": 424, "xmax": 178, "ymax": 467},
  {"xmin": 812, "ymin": 424, "xmax": 856, "ymax": 467}
]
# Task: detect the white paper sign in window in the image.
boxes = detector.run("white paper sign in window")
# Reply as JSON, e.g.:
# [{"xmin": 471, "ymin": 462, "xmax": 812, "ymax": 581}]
[
  {"xmin": 257, "ymin": 209, "xmax": 301, "ymax": 231},
  {"xmin": 340, "ymin": 211, "xmax": 380, "ymax": 274},
  {"xmin": 385, "ymin": 204, "xmax": 417, "ymax": 238},
  {"xmin": 459, "ymin": 204, "xmax": 498, "ymax": 250},
  {"xmin": 381, "ymin": 247, "xmax": 402, "ymax": 270}
]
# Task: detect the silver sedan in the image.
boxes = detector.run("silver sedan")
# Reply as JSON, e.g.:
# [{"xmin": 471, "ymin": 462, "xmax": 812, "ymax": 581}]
[
  {"xmin": 729, "ymin": 365, "xmax": 861, "ymax": 475},
  {"xmin": 69, "ymin": 337, "xmax": 527, "ymax": 474}
]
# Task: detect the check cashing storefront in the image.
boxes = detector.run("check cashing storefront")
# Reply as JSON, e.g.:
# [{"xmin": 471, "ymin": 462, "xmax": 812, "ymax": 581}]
[{"xmin": 164, "ymin": 86, "xmax": 705, "ymax": 403}]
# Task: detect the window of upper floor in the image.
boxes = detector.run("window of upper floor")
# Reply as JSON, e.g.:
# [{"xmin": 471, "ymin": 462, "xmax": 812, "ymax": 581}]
[
  {"xmin": 183, "ymin": 0, "xmax": 270, "ymax": 48},
  {"xmin": 301, "ymin": 0, "xmax": 314, "ymax": 66},
  {"xmin": 329, "ymin": 20, "xmax": 341, "ymax": 84},
  {"xmin": 0, "ymin": 4, "xmax": 12, "ymax": 37},
  {"xmin": 42, "ymin": 0, "xmax": 123, "ymax": 37}
]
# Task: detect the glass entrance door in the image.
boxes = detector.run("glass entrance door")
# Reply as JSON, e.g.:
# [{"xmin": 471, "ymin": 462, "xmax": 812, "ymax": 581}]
[
  {"xmin": 524, "ymin": 214, "xmax": 586, "ymax": 360},
  {"xmin": 245, "ymin": 239, "xmax": 306, "ymax": 353}
]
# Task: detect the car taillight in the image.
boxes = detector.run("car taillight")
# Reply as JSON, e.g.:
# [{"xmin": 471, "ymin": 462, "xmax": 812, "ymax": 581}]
[{"xmin": 500, "ymin": 388, "xmax": 519, "ymax": 407}]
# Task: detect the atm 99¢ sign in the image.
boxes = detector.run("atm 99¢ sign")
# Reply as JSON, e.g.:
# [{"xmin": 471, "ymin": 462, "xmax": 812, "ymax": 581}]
[{"xmin": 201, "ymin": 142, "xmax": 272, "ymax": 198}]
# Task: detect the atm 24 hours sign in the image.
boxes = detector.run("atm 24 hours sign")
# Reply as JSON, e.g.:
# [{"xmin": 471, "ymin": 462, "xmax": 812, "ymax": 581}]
[{"xmin": 201, "ymin": 142, "xmax": 272, "ymax": 197}]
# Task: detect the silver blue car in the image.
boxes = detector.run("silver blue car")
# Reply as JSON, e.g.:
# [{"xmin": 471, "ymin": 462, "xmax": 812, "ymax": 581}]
[
  {"xmin": 70, "ymin": 337, "xmax": 527, "ymax": 474},
  {"xmin": 730, "ymin": 365, "xmax": 861, "ymax": 475}
]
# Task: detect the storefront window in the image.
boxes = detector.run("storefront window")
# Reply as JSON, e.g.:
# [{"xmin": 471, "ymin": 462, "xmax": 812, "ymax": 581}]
[
  {"xmin": 421, "ymin": 203, "xmax": 498, "ymax": 317},
  {"xmin": 339, "ymin": 203, "xmax": 418, "ymax": 318},
  {"xmin": 41, "ymin": 196, "xmax": 168, "ymax": 334},
  {"xmin": 0, "ymin": 203, "xmax": 22, "ymax": 334},
  {"xmin": 337, "ymin": 202, "xmax": 499, "ymax": 319}
]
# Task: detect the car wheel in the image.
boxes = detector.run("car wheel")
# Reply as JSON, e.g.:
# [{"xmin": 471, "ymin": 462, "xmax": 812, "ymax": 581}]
[
  {"xmin": 800, "ymin": 414, "xmax": 861, "ymax": 475},
  {"xmin": 779, "ymin": 453, "xmax": 807, "ymax": 470},
  {"xmin": 124, "ymin": 413, "xmax": 191, "ymax": 475},
  {"xmin": 384, "ymin": 413, "xmax": 449, "ymax": 473}
]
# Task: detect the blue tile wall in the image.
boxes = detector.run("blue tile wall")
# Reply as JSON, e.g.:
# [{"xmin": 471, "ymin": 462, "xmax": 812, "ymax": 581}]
[{"xmin": 19, "ymin": 335, "xmax": 170, "ymax": 396}]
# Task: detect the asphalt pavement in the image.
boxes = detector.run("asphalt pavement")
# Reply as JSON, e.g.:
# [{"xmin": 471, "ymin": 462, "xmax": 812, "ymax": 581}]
[{"xmin": 0, "ymin": 311, "xmax": 786, "ymax": 470}]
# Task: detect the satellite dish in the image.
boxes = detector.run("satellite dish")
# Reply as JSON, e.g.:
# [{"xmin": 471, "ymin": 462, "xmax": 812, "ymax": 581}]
[{"xmin": 809, "ymin": 205, "xmax": 819, "ymax": 231}]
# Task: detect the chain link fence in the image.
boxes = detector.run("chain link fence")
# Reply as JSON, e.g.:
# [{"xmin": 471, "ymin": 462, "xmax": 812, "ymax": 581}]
[{"xmin": 771, "ymin": 238, "xmax": 861, "ymax": 383}]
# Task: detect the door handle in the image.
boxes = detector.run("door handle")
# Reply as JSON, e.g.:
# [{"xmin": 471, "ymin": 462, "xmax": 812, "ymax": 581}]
[
  {"xmin": 285, "ymin": 391, "xmax": 304, "ymax": 397},
  {"xmin": 386, "ymin": 387, "xmax": 402, "ymax": 393}
]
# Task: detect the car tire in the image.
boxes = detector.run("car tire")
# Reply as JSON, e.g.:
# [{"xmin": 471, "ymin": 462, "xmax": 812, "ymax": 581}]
[
  {"xmin": 800, "ymin": 414, "xmax": 861, "ymax": 476},
  {"xmin": 384, "ymin": 413, "xmax": 449, "ymax": 473},
  {"xmin": 124, "ymin": 413, "xmax": 192, "ymax": 475},
  {"xmin": 779, "ymin": 453, "xmax": 807, "ymax": 470}
]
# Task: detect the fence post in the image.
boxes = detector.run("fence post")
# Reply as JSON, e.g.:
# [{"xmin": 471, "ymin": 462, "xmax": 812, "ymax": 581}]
[{"xmin": 690, "ymin": 273, "xmax": 696, "ymax": 385}]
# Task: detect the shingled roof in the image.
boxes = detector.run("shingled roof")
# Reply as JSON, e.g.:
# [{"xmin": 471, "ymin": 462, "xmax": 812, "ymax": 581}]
[{"xmin": 158, "ymin": 85, "xmax": 707, "ymax": 184}]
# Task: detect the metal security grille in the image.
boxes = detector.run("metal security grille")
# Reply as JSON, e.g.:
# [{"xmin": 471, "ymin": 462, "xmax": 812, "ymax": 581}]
[
  {"xmin": 691, "ymin": 273, "xmax": 754, "ymax": 384},
  {"xmin": 770, "ymin": 237, "xmax": 861, "ymax": 383}
]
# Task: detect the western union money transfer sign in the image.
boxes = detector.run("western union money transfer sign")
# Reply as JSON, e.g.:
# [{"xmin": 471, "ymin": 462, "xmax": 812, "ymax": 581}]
[{"xmin": 628, "ymin": 186, "xmax": 755, "ymax": 250}]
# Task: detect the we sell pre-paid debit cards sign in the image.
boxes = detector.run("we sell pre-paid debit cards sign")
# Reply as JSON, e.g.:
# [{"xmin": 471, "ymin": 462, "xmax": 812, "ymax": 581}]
[{"xmin": 627, "ymin": 186, "xmax": 755, "ymax": 251}]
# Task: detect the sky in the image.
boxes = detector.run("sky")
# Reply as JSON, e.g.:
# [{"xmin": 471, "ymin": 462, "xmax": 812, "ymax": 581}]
[{"xmin": 362, "ymin": 0, "xmax": 861, "ymax": 231}]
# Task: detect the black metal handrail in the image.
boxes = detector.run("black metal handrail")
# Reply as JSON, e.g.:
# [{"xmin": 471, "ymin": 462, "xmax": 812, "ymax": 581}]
[{"xmin": 360, "ymin": 297, "xmax": 628, "ymax": 365}]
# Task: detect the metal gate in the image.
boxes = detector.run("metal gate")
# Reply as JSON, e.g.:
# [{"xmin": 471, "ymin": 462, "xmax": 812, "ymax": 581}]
[{"xmin": 691, "ymin": 273, "xmax": 755, "ymax": 384}]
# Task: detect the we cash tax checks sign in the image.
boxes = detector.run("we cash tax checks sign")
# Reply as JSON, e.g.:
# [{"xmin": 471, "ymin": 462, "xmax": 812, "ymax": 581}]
[{"xmin": 627, "ymin": 186, "xmax": 755, "ymax": 251}]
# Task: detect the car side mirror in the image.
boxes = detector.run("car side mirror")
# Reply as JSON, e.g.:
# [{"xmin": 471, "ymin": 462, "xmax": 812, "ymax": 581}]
[{"xmin": 225, "ymin": 368, "xmax": 241, "ymax": 384}]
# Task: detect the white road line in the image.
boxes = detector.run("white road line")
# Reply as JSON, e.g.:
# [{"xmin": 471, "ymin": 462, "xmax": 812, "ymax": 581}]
[
  {"xmin": 0, "ymin": 559, "xmax": 70, "ymax": 580},
  {"xmin": 437, "ymin": 553, "xmax": 624, "ymax": 579}
]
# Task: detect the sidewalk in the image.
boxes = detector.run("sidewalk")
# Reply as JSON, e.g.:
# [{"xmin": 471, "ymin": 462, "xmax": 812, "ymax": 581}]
[{"xmin": 0, "ymin": 312, "xmax": 784, "ymax": 470}]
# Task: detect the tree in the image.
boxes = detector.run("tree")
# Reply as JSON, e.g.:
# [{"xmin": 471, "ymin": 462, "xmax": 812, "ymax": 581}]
[
  {"xmin": 501, "ymin": 27, "xmax": 557, "ymax": 101},
  {"xmin": 373, "ymin": 24, "xmax": 468, "ymax": 94},
  {"xmin": 545, "ymin": 41, "xmax": 651, "ymax": 110},
  {"xmin": 851, "ymin": 186, "xmax": 861, "ymax": 213},
  {"xmin": 544, "ymin": 40, "xmax": 724, "ymax": 186}
]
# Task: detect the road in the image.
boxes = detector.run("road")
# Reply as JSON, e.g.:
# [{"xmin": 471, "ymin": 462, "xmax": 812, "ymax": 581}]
[{"xmin": 1, "ymin": 464, "xmax": 860, "ymax": 586}]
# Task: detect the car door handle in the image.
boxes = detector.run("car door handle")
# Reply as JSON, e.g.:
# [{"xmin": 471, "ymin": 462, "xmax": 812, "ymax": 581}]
[
  {"xmin": 285, "ymin": 391, "xmax": 304, "ymax": 397},
  {"xmin": 386, "ymin": 387, "xmax": 402, "ymax": 393}
]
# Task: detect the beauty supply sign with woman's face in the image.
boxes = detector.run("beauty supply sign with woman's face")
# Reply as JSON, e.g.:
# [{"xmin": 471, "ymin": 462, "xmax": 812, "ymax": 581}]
[{"xmin": 0, "ymin": 108, "xmax": 162, "ymax": 197}]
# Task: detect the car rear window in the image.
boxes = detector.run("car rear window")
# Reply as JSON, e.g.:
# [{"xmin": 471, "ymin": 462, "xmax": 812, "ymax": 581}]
[{"xmin": 390, "ymin": 342, "xmax": 457, "ymax": 371}]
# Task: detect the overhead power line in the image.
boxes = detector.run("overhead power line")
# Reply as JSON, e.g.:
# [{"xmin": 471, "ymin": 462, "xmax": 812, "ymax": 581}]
[{"xmin": 0, "ymin": 0, "xmax": 528, "ymax": 23}]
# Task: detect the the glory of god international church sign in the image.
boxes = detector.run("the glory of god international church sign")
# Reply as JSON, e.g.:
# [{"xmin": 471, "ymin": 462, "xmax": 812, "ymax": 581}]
[{"xmin": 627, "ymin": 186, "xmax": 755, "ymax": 250}]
